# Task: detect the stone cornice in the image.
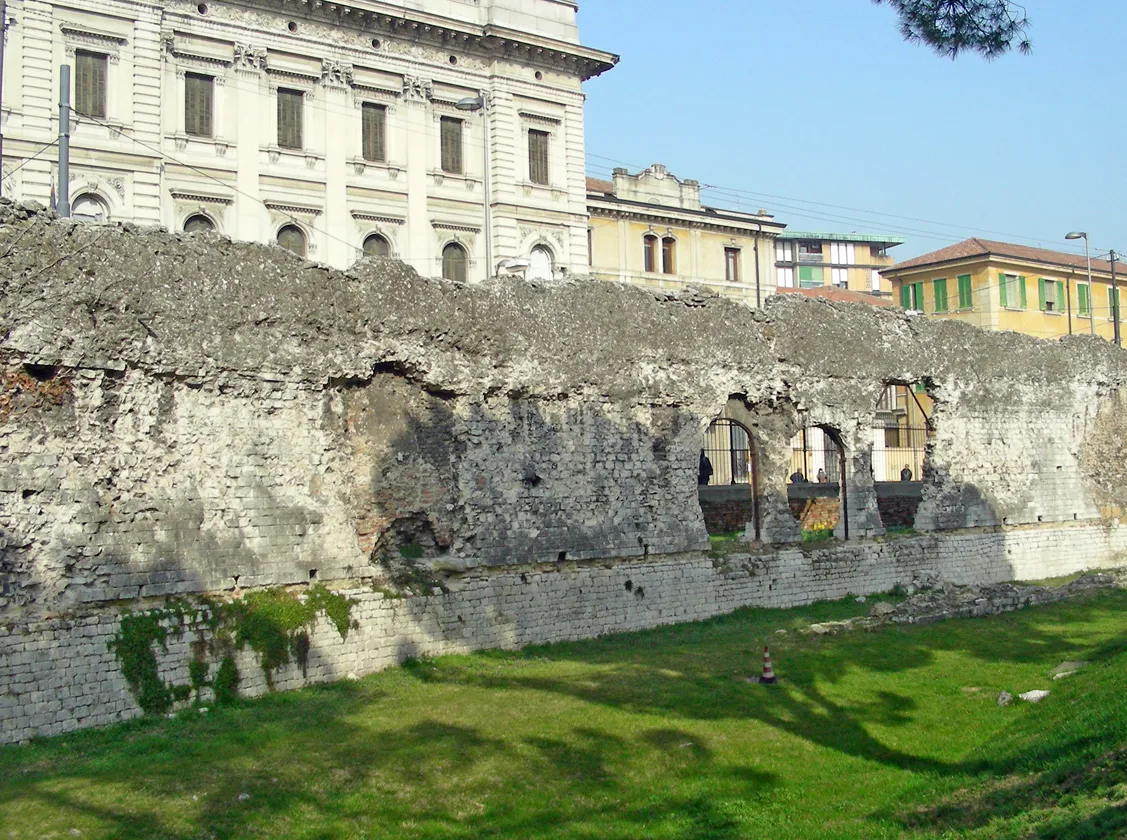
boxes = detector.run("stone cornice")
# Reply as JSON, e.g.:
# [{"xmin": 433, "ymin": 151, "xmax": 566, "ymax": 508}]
[
  {"xmin": 170, "ymin": 189, "xmax": 234, "ymax": 206},
  {"xmin": 588, "ymin": 200, "xmax": 784, "ymax": 238},
  {"xmin": 243, "ymin": 0, "xmax": 618, "ymax": 80}
]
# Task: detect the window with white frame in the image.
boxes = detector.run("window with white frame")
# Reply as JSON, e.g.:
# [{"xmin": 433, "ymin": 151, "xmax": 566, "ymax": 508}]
[
  {"xmin": 872, "ymin": 270, "xmax": 882, "ymax": 292},
  {"xmin": 775, "ymin": 240, "xmax": 793, "ymax": 262},
  {"xmin": 776, "ymin": 266, "xmax": 795, "ymax": 288},
  {"xmin": 829, "ymin": 242, "xmax": 856, "ymax": 264},
  {"xmin": 831, "ymin": 267, "xmax": 849, "ymax": 287}
]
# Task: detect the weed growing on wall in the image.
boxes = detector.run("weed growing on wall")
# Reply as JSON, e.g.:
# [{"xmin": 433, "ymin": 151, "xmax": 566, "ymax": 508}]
[{"xmin": 109, "ymin": 585, "xmax": 358, "ymax": 713}]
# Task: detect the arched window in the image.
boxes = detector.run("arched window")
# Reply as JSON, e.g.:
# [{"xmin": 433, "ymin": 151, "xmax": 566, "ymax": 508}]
[
  {"xmin": 183, "ymin": 214, "xmax": 215, "ymax": 233},
  {"xmin": 71, "ymin": 194, "xmax": 108, "ymax": 223},
  {"xmin": 527, "ymin": 245, "xmax": 553, "ymax": 282},
  {"xmin": 277, "ymin": 224, "xmax": 306, "ymax": 257},
  {"xmin": 643, "ymin": 234, "xmax": 657, "ymax": 273},
  {"xmin": 662, "ymin": 236, "xmax": 676, "ymax": 274},
  {"xmin": 363, "ymin": 233, "xmax": 390, "ymax": 258},
  {"xmin": 442, "ymin": 242, "xmax": 467, "ymax": 282}
]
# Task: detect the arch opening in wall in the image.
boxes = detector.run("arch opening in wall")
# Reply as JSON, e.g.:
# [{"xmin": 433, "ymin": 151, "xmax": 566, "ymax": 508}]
[
  {"xmin": 363, "ymin": 233, "xmax": 391, "ymax": 258},
  {"xmin": 788, "ymin": 424, "xmax": 848, "ymax": 540},
  {"xmin": 442, "ymin": 241, "xmax": 468, "ymax": 282},
  {"xmin": 183, "ymin": 213, "xmax": 215, "ymax": 234},
  {"xmin": 277, "ymin": 223, "xmax": 307, "ymax": 257},
  {"xmin": 872, "ymin": 381, "xmax": 935, "ymax": 531},
  {"xmin": 527, "ymin": 244, "xmax": 554, "ymax": 282},
  {"xmin": 71, "ymin": 193, "xmax": 109, "ymax": 223},
  {"xmin": 698, "ymin": 417, "xmax": 761, "ymax": 540}
]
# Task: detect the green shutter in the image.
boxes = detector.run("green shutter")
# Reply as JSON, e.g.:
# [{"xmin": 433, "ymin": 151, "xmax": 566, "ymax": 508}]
[
  {"xmin": 1110, "ymin": 288, "xmax": 1121, "ymax": 322},
  {"xmin": 900, "ymin": 283, "xmax": 911, "ymax": 309},
  {"xmin": 185, "ymin": 73, "xmax": 213, "ymax": 137},
  {"xmin": 1057, "ymin": 281, "xmax": 1065, "ymax": 314},
  {"xmin": 914, "ymin": 282, "xmax": 925, "ymax": 312},
  {"xmin": 999, "ymin": 274, "xmax": 1008, "ymax": 308},
  {"xmin": 1037, "ymin": 278, "xmax": 1046, "ymax": 311},
  {"xmin": 1019, "ymin": 276, "xmax": 1027, "ymax": 309},
  {"xmin": 957, "ymin": 274, "xmax": 972, "ymax": 309},
  {"xmin": 934, "ymin": 278, "xmax": 947, "ymax": 312},
  {"xmin": 1079, "ymin": 283, "xmax": 1090, "ymax": 316}
]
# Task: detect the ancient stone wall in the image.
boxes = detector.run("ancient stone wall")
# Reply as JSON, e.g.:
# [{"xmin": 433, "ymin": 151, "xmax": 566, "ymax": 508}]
[{"xmin": 2, "ymin": 202, "xmax": 1127, "ymax": 742}]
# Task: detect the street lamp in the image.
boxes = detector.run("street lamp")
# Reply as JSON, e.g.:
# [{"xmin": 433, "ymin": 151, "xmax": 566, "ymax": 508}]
[
  {"xmin": 1066, "ymin": 231, "xmax": 1094, "ymax": 335},
  {"xmin": 456, "ymin": 94, "xmax": 492, "ymax": 279}
]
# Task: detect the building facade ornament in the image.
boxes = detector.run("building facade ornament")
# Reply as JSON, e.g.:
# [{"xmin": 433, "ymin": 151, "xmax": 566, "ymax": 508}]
[
  {"xmin": 321, "ymin": 59, "xmax": 354, "ymax": 88},
  {"xmin": 233, "ymin": 43, "xmax": 267, "ymax": 71},
  {"xmin": 402, "ymin": 75, "xmax": 433, "ymax": 102}
]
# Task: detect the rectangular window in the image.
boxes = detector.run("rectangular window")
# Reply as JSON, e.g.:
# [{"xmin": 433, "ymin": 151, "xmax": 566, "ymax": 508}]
[
  {"xmin": 724, "ymin": 247, "xmax": 740, "ymax": 283},
  {"xmin": 528, "ymin": 129, "xmax": 550, "ymax": 185},
  {"xmin": 831, "ymin": 267, "xmax": 848, "ymax": 287},
  {"xmin": 933, "ymin": 278, "xmax": 948, "ymax": 312},
  {"xmin": 798, "ymin": 241, "xmax": 822, "ymax": 255},
  {"xmin": 798, "ymin": 265, "xmax": 824, "ymax": 288},
  {"xmin": 999, "ymin": 273, "xmax": 1027, "ymax": 309},
  {"xmin": 184, "ymin": 72, "xmax": 213, "ymax": 137},
  {"xmin": 74, "ymin": 50, "xmax": 108, "ymax": 119},
  {"xmin": 776, "ymin": 266, "xmax": 794, "ymax": 288},
  {"xmin": 661, "ymin": 237, "xmax": 676, "ymax": 274},
  {"xmin": 277, "ymin": 88, "xmax": 303, "ymax": 150},
  {"xmin": 643, "ymin": 236, "xmax": 657, "ymax": 273},
  {"xmin": 899, "ymin": 281, "xmax": 924, "ymax": 311},
  {"xmin": 871, "ymin": 269, "xmax": 882, "ymax": 292},
  {"xmin": 1079, "ymin": 283, "xmax": 1091, "ymax": 316},
  {"xmin": 1038, "ymin": 278, "xmax": 1065, "ymax": 313},
  {"xmin": 957, "ymin": 274, "xmax": 973, "ymax": 309},
  {"xmin": 361, "ymin": 103, "xmax": 387, "ymax": 162},
  {"xmin": 440, "ymin": 117, "xmax": 463, "ymax": 174},
  {"xmin": 775, "ymin": 240, "xmax": 793, "ymax": 262},
  {"xmin": 829, "ymin": 242, "xmax": 856, "ymax": 264}
]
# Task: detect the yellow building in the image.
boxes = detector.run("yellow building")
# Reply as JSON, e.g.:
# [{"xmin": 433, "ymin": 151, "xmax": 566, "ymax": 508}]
[
  {"xmin": 587, "ymin": 165, "xmax": 784, "ymax": 306},
  {"xmin": 774, "ymin": 232, "xmax": 904, "ymax": 299},
  {"xmin": 884, "ymin": 238, "xmax": 1124, "ymax": 341}
]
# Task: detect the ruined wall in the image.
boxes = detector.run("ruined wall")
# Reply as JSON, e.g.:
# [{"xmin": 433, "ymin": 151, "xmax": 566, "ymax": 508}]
[{"xmin": 3, "ymin": 202, "xmax": 1127, "ymax": 742}]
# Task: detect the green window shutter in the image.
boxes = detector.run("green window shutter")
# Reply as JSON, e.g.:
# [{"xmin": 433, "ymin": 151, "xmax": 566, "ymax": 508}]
[
  {"xmin": 933, "ymin": 278, "xmax": 947, "ymax": 312},
  {"xmin": 1019, "ymin": 276, "xmax": 1027, "ymax": 309},
  {"xmin": 1037, "ymin": 278, "xmax": 1046, "ymax": 311},
  {"xmin": 362, "ymin": 103, "xmax": 386, "ymax": 162},
  {"xmin": 1057, "ymin": 281, "xmax": 1065, "ymax": 314},
  {"xmin": 999, "ymin": 274, "xmax": 1008, "ymax": 308},
  {"xmin": 957, "ymin": 274, "xmax": 972, "ymax": 309},
  {"xmin": 900, "ymin": 283, "xmax": 911, "ymax": 309},
  {"xmin": 914, "ymin": 282, "xmax": 924, "ymax": 312},
  {"xmin": 1079, "ymin": 283, "xmax": 1090, "ymax": 316}
]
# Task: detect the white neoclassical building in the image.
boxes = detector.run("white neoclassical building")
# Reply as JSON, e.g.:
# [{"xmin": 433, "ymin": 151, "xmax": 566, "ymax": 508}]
[{"xmin": 0, "ymin": 0, "xmax": 617, "ymax": 278}]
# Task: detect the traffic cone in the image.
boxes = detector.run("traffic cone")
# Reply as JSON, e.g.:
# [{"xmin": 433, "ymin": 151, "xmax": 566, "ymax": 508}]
[{"xmin": 759, "ymin": 646, "xmax": 777, "ymax": 684}]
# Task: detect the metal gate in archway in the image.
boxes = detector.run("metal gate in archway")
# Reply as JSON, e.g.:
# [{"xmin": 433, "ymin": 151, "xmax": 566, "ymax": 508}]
[{"xmin": 701, "ymin": 418, "xmax": 761, "ymax": 539}]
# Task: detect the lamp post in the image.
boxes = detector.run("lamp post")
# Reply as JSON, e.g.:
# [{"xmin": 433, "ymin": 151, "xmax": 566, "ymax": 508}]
[
  {"xmin": 1066, "ymin": 232, "xmax": 1093, "ymax": 336},
  {"xmin": 455, "ymin": 94, "xmax": 491, "ymax": 279}
]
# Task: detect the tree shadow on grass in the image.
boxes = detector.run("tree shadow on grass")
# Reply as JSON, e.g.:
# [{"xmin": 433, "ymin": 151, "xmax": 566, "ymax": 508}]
[
  {"xmin": 409, "ymin": 592, "xmax": 1127, "ymax": 782},
  {"xmin": 0, "ymin": 678, "xmax": 776, "ymax": 840}
]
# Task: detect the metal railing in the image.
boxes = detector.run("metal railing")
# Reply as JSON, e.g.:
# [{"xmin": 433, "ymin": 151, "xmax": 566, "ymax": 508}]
[
  {"xmin": 701, "ymin": 419, "xmax": 757, "ymax": 487},
  {"xmin": 789, "ymin": 426, "xmax": 844, "ymax": 485},
  {"xmin": 872, "ymin": 424, "xmax": 930, "ymax": 482}
]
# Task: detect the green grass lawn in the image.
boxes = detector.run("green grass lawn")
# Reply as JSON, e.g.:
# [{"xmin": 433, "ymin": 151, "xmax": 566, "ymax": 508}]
[{"xmin": 3, "ymin": 590, "xmax": 1126, "ymax": 840}]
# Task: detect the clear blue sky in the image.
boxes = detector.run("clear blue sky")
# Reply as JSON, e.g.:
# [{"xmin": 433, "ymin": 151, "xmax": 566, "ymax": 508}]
[{"xmin": 578, "ymin": 1, "xmax": 1127, "ymax": 262}]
